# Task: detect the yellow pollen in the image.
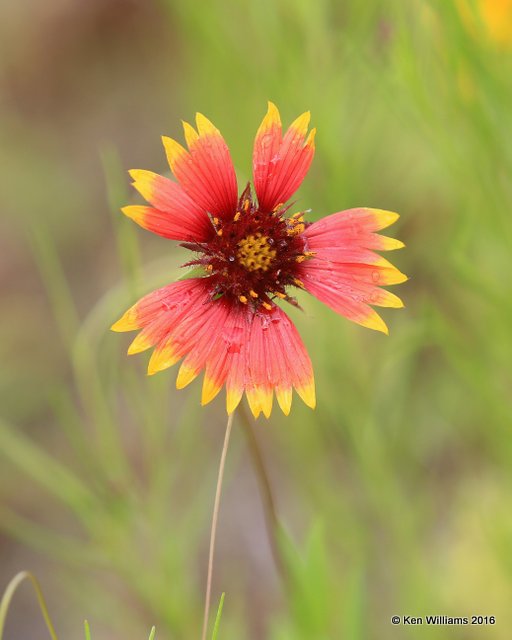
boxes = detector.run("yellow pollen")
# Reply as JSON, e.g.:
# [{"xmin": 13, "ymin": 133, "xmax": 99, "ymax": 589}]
[
  {"xmin": 217, "ymin": 229, "xmax": 223, "ymax": 236},
  {"xmin": 295, "ymin": 255, "xmax": 306, "ymax": 263},
  {"xmin": 294, "ymin": 278, "xmax": 305, "ymax": 288},
  {"xmin": 243, "ymin": 199, "xmax": 250, "ymax": 211},
  {"xmin": 237, "ymin": 233, "xmax": 277, "ymax": 272},
  {"xmin": 262, "ymin": 302, "xmax": 272, "ymax": 310},
  {"xmin": 287, "ymin": 213, "xmax": 306, "ymax": 236},
  {"xmin": 213, "ymin": 217, "xmax": 220, "ymax": 226},
  {"xmin": 239, "ymin": 295, "xmax": 248, "ymax": 304},
  {"xmin": 234, "ymin": 212, "xmax": 241, "ymax": 222},
  {"xmin": 274, "ymin": 291, "xmax": 286, "ymax": 299},
  {"xmin": 249, "ymin": 290, "xmax": 258, "ymax": 298},
  {"xmin": 288, "ymin": 224, "xmax": 305, "ymax": 236},
  {"xmin": 206, "ymin": 264, "xmax": 213, "ymax": 272}
]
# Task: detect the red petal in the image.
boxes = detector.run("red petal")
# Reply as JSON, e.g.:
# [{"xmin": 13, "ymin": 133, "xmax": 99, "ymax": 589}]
[
  {"xmin": 113, "ymin": 281, "xmax": 315, "ymax": 418},
  {"xmin": 300, "ymin": 208, "xmax": 407, "ymax": 334},
  {"xmin": 126, "ymin": 170, "xmax": 211, "ymax": 241},
  {"xmin": 226, "ymin": 305, "xmax": 315, "ymax": 417},
  {"xmin": 162, "ymin": 113, "xmax": 238, "ymax": 219},
  {"xmin": 253, "ymin": 102, "xmax": 315, "ymax": 212},
  {"xmin": 111, "ymin": 279, "xmax": 208, "ymax": 333}
]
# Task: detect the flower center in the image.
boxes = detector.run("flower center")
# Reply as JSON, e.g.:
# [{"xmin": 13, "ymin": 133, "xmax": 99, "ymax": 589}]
[
  {"xmin": 237, "ymin": 233, "xmax": 277, "ymax": 272},
  {"xmin": 181, "ymin": 185, "xmax": 314, "ymax": 310}
]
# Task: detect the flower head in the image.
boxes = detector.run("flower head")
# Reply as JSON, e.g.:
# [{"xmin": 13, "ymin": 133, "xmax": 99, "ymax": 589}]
[
  {"xmin": 457, "ymin": 0, "xmax": 512, "ymax": 48},
  {"xmin": 112, "ymin": 103, "xmax": 406, "ymax": 418}
]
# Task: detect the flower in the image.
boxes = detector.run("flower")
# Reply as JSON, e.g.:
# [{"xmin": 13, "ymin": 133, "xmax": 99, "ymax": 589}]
[
  {"xmin": 112, "ymin": 103, "xmax": 406, "ymax": 418},
  {"xmin": 457, "ymin": 0, "xmax": 512, "ymax": 48}
]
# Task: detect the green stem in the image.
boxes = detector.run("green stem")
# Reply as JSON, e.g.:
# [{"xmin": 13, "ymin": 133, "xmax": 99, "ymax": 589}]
[
  {"xmin": 0, "ymin": 571, "xmax": 58, "ymax": 640},
  {"xmin": 239, "ymin": 404, "xmax": 288, "ymax": 584},
  {"xmin": 201, "ymin": 412, "xmax": 235, "ymax": 640}
]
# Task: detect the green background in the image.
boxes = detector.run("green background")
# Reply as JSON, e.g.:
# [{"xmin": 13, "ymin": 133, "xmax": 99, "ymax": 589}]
[{"xmin": 1, "ymin": 0, "xmax": 511, "ymax": 638}]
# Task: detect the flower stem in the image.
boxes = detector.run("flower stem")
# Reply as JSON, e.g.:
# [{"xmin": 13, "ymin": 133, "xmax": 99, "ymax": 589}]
[
  {"xmin": 239, "ymin": 404, "xmax": 288, "ymax": 584},
  {"xmin": 201, "ymin": 411, "xmax": 234, "ymax": 640}
]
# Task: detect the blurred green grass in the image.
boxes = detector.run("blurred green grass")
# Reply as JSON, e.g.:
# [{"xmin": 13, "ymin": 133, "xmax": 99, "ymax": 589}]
[{"xmin": 1, "ymin": 0, "xmax": 511, "ymax": 638}]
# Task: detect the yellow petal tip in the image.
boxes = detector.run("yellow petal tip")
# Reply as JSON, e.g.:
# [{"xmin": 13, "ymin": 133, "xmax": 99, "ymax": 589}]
[
  {"xmin": 195, "ymin": 112, "xmax": 218, "ymax": 137},
  {"xmin": 176, "ymin": 363, "xmax": 198, "ymax": 389},
  {"xmin": 290, "ymin": 110, "xmax": 311, "ymax": 136},
  {"xmin": 296, "ymin": 382, "xmax": 316, "ymax": 410},
  {"xmin": 361, "ymin": 310, "xmax": 389, "ymax": 334},
  {"xmin": 201, "ymin": 375, "xmax": 221, "ymax": 405},
  {"xmin": 121, "ymin": 205, "xmax": 147, "ymax": 224},
  {"xmin": 305, "ymin": 127, "xmax": 316, "ymax": 147},
  {"xmin": 376, "ymin": 320, "xmax": 389, "ymax": 335},
  {"xmin": 226, "ymin": 388, "xmax": 243, "ymax": 415},
  {"xmin": 182, "ymin": 120, "xmax": 199, "ymax": 147},
  {"xmin": 147, "ymin": 347, "xmax": 180, "ymax": 376},
  {"xmin": 162, "ymin": 136, "xmax": 187, "ymax": 170},
  {"xmin": 127, "ymin": 334, "xmax": 152, "ymax": 355},
  {"xmin": 266, "ymin": 101, "xmax": 280, "ymax": 120},
  {"xmin": 128, "ymin": 169, "xmax": 148, "ymax": 182},
  {"xmin": 111, "ymin": 310, "xmax": 138, "ymax": 332},
  {"xmin": 276, "ymin": 387, "xmax": 292, "ymax": 416},
  {"xmin": 369, "ymin": 209, "xmax": 400, "ymax": 229},
  {"xmin": 379, "ymin": 235, "xmax": 405, "ymax": 251}
]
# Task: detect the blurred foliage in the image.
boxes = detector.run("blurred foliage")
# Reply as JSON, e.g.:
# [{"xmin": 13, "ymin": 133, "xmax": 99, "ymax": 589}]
[{"xmin": 0, "ymin": 0, "xmax": 511, "ymax": 638}]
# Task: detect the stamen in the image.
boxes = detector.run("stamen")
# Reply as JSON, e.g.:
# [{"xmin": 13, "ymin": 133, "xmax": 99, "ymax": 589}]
[
  {"xmin": 237, "ymin": 233, "xmax": 277, "ymax": 272},
  {"xmin": 234, "ymin": 212, "xmax": 241, "ymax": 222},
  {"xmin": 249, "ymin": 290, "xmax": 258, "ymax": 298},
  {"xmin": 239, "ymin": 295, "xmax": 248, "ymax": 304},
  {"xmin": 286, "ymin": 213, "xmax": 306, "ymax": 236},
  {"xmin": 262, "ymin": 302, "xmax": 272, "ymax": 310},
  {"xmin": 294, "ymin": 278, "xmax": 305, "ymax": 288}
]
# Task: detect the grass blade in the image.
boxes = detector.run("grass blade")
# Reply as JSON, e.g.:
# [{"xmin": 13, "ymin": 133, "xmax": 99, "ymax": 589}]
[
  {"xmin": 0, "ymin": 571, "xmax": 59, "ymax": 640},
  {"xmin": 211, "ymin": 593, "xmax": 225, "ymax": 640}
]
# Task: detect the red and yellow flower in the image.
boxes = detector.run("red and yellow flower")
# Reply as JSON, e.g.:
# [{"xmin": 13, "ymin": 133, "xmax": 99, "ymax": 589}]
[{"xmin": 112, "ymin": 103, "xmax": 406, "ymax": 418}]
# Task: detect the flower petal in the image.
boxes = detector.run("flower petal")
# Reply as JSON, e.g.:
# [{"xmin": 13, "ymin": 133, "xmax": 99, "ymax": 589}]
[
  {"xmin": 126, "ymin": 170, "xmax": 211, "ymax": 241},
  {"xmin": 298, "ymin": 263, "xmax": 390, "ymax": 334},
  {"xmin": 300, "ymin": 208, "xmax": 406, "ymax": 333},
  {"xmin": 112, "ymin": 281, "xmax": 315, "ymax": 417},
  {"xmin": 111, "ymin": 279, "xmax": 207, "ymax": 333},
  {"xmin": 225, "ymin": 305, "xmax": 315, "ymax": 418},
  {"xmin": 253, "ymin": 102, "xmax": 316, "ymax": 212},
  {"xmin": 162, "ymin": 113, "xmax": 238, "ymax": 219}
]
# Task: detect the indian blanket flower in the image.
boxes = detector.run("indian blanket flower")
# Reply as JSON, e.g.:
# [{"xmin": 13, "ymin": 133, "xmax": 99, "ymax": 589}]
[{"xmin": 112, "ymin": 103, "xmax": 406, "ymax": 418}]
